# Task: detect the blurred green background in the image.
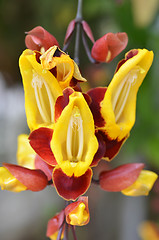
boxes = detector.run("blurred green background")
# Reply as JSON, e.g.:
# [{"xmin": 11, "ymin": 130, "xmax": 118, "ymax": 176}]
[{"xmin": 0, "ymin": 0, "xmax": 159, "ymax": 239}]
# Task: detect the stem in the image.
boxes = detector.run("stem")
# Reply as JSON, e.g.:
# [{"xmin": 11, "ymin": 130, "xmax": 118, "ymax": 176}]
[
  {"xmin": 82, "ymin": 29, "xmax": 97, "ymax": 63},
  {"xmin": 56, "ymin": 223, "xmax": 64, "ymax": 240},
  {"xmin": 92, "ymin": 178, "xmax": 100, "ymax": 185},
  {"xmin": 74, "ymin": 0, "xmax": 83, "ymax": 65},
  {"xmin": 71, "ymin": 225, "xmax": 78, "ymax": 240},
  {"xmin": 64, "ymin": 222, "xmax": 69, "ymax": 240}
]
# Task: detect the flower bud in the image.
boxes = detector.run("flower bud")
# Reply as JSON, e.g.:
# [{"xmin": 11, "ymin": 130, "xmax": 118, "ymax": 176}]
[
  {"xmin": 65, "ymin": 196, "xmax": 90, "ymax": 226},
  {"xmin": 91, "ymin": 32, "xmax": 128, "ymax": 62},
  {"xmin": 25, "ymin": 26, "xmax": 59, "ymax": 52},
  {"xmin": 99, "ymin": 163, "xmax": 144, "ymax": 191}
]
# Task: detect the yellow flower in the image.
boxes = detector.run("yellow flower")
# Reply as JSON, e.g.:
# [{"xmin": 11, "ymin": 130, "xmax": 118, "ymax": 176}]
[
  {"xmin": 51, "ymin": 91, "xmax": 98, "ymax": 177},
  {"xmin": 19, "ymin": 49, "xmax": 63, "ymax": 131},
  {"xmin": 100, "ymin": 49, "xmax": 153, "ymax": 141}
]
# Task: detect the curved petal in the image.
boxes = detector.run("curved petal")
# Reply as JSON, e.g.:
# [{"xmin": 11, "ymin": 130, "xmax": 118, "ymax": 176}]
[
  {"xmin": 99, "ymin": 163, "xmax": 144, "ymax": 191},
  {"xmin": 53, "ymin": 167, "xmax": 92, "ymax": 201},
  {"xmin": 19, "ymin": 49, "xmax": 62, "ymax": 130},
  {"xmin": 91, "ymin": 32, "xmax": 128, "ymax": 62},
  {"xmin": 29, "ymin": 127, "xmax": 57, "ymax": 166},
  {"xmin": 17, "ymin": 134, "xmax": 36, "ymax": 169},
  {"xmin": 25, "ymin": 26, "xmax": 59, "ymax": 52},
  {"xmin": 87, "ymin": 87, "xmax": 107, "ymax": 128},
  {"xmin": 3, "ymin": 163, "xmax": 48, "ymax": 192},
  {"xmin": 122, "ymin": 170, "xmax": 158, "ymax": 196},
  {"xmin": 100, "ymin": 49, "xmax": 154, "ymax": 141},
  {"xmin": 51, "ymin": 91, "xmax": 98, "ymax": 177}
]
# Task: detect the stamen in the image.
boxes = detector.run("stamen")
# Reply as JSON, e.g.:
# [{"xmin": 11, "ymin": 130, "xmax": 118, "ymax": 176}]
[
  {"xmin": 66, "ymin": 107, "xmax": 84, "ymax": 163},
  {"xmin": 32, "ymin": 71, "xmax": 55, "ymax": 123},
  {"xmin": 112, "ymin": 67, "xmax": 140, "ymax": 123}
]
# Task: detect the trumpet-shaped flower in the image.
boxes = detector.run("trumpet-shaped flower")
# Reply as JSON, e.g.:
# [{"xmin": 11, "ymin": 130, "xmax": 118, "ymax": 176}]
[
  {"xmin": 29, "ymin": 88, "xmax": 104, "ymax": 200},
  {"xmin": 88, "ymin": 49, "xmax": 153, "ymax": 161}
]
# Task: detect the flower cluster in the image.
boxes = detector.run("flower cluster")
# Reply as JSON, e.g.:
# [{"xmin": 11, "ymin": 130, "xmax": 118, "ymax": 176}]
[{"xmin": 0, "ymin": 20, "xmax": 158, "ymax": 239}]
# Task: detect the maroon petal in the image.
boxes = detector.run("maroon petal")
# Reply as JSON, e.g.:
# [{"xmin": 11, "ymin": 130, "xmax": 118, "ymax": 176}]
[
  {"xmin": 25, "ymin": 26, "xmax": 59, "ymax": 51},
  {"xmin": 29, "ymin": 127, "xmax": 57, "ymax": 166},
  {"xmin": 99, "ymin": 130, "xmax": 126, "ymax": 160},
  {"xmin": 46, "ymin": 210, "xmax": 65, "ymax": 237},
  {"xmin": 53, "ymin": 168, "xmax": 92, "ymax": 201},
  {"xmin": 64, "ymin": 20, "xmax": 76, "ymax": 44},
  {"xmin": 35, "ymin": 155, "xmax": 54, "ymax": 181},
  {"xmin": 87, "ymin": 87, "xmax": 107, "ymax": 127},
  {"xmin": 55, "ymin": 87, "xmax": 74, "ymax": 122},
  {"xmin": 91, "ymin": 32, "xmax": 128, "ymax": 63},
  {"xmin": 4, "ymin": 163, "xmax": 48, "ymax": 192},
  {"xmin": 82, "ymin": 20, "xmax": 95, "ymax": 43},
  {"xmin": 90, "ymin": 132, "xmax": 106, "ymax": 167},
  {"xmin": 99, "ymin": 163, "xmax": 144, "ymax": 192}
]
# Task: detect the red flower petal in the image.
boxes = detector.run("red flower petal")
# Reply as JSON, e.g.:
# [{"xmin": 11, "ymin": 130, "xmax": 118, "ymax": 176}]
[
  {"xmin": 91, "ymin": 32, "xmax": 128, "ymax": 63},
  {"xmin": 99, "ymin": 163, "xmax": 144, "ymax": 192},
  {"xmin": 82, "ymin": 20, "xmax": 95, "ymax": 43},
  {"xmin": 35, "ymin": 155, "xmax": 54, "ymax": 181},
  {"xmin": 25, "ymin": 26, "xmax": 59, "ymax": 51},
  {"xmin": 29, "ymin": 127, "xmax": 57, "ymax": 166},
  {"xmin": 90, "ymin": 132, "xmax": 106, "ymax": 167},
  {"xmin": 46, "ymin": 210, "xmax": 65, "ymax": 237},
  {"xmin": 87, "ymin": 87, "xmax": 107, "ymax": 127},
  {"xmin": 4, "ymin": 163, "xmax": 48, "ymax": 192},
  {"xmin": 99, "ymin": 130, "xmax": 126, "ymax": 160},
  {"xmin": 55, "ymin": 87, "xmax": 74, "ymax": 122},
  {"xmin": 64, "ymin": 20, "xmax": 76, "ymax": 44},
  {"xmin": 53, "ymin": 168, "xmax": 92, "ymax": 201}
]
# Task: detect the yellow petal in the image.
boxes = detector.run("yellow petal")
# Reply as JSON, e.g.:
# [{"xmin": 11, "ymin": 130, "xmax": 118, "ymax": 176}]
[
  {"xmin": 122, "ymin": 170, "xmax": 158, "ymax": 196},
  {"xmin": 17, "ymin": 134, "xmax": 35, "ymax": 169},
  {"xmin": 40, "ymin": 46, "xmax": 75, "ymax": 89},
  {"xmin": 69, "ymin": 202, "xmax": 89, "ymax": 226},
  {"xmin": 100, "ymin": 49, "xmax": 154, "ymax": 141},
  {"xmin": 0, "ymin": 167, "xmax": 27, "ymax": 192},
  {"xmin": 51, "ymin": 91, "xmax": 98, "ymax": 177},
  {"xmin": 19, "ymin": 49, "xmax": 62, "ymax": 131}
]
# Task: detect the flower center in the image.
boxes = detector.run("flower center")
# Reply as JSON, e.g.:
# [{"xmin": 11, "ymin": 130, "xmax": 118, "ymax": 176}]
[
  {"xmin": 57, "ymin": 62, "xmax": 72, "ymax": 82},
  {"xmin": 112, "ymin": 66, "xmax": 141, "ymax": 124},
  {"xmin": 66, "ymin": 107, "xmax": 84, "ymax": 165},
  {"xmin": 32, "ymin": 71, "xmax": 55, "ymax": 123}
]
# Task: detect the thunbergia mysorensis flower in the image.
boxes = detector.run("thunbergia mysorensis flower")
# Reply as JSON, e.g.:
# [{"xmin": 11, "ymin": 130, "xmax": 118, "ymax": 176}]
[
  {"xmin": 19, "ymin": 46, "xmax": 86, "ymax": 131},
  {"xmin": 29, "ymin": 88, "xmax": 102, "ymax": 200},
  {"xmin": 88, "ymin": 48, "xmax": 154, "ymax": 161}
]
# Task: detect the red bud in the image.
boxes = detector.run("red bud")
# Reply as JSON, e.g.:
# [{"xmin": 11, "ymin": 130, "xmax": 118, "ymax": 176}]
[
  {"xmin": 91, "ymin": 32, "xmax": 128, "ymax": 63},
  {"xmin": 99, "ymin": 163, "xmax": 144, "ymax": 191},
  {"xmin": 82, "ymin": 20, "xmax": 95, "ymax": 43},
  {"xmin": 25, "ymin": 26, "xmax": 59, "ymax": 51},
  {"xmin": 4, "ymin": 163, "xmax": 48, "ymax": 191}
]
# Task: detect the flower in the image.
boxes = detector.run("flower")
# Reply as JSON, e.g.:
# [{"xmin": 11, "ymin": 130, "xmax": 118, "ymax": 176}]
[
  {"xmin": 19, "ymin": 46, "xmax": 86, "ymax": 131},
  {"xmin": 25, "ymin": 26, "xmax": 59, "ymax": 52},
  {"xmin": 91, "ymin": 32, "xmax": 128, "ymax": 63},
  {"xmin": 88, "ymin": 48, "xmax": 153, "ymax": 161},
  {"xmin": 65, "ymin": 196, "xmax": 90, "ymax": 226},
  {"xmin": 29, "ymin": 88, "xmax": 104, "ymax": 200},
  {"xmin": 138, "ymin": 221, "xmax": 159, "ymax": 240},
  {"xmin": 99, "ymin": 163, "xmax": 158, "ymax": 196},
  {"xmin": 46, "ymin": 210, "xmax": 65, "ymax": 240}
]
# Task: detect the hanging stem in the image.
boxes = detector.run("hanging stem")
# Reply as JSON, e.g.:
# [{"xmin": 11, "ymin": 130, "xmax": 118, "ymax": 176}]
[
  {"xmin": 71, "ymin": 225, "xmax": 78, "ymax": 240},
  {"xmin": 74, "ymin": 0, "xmax": 83, "ymax": 65}
]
